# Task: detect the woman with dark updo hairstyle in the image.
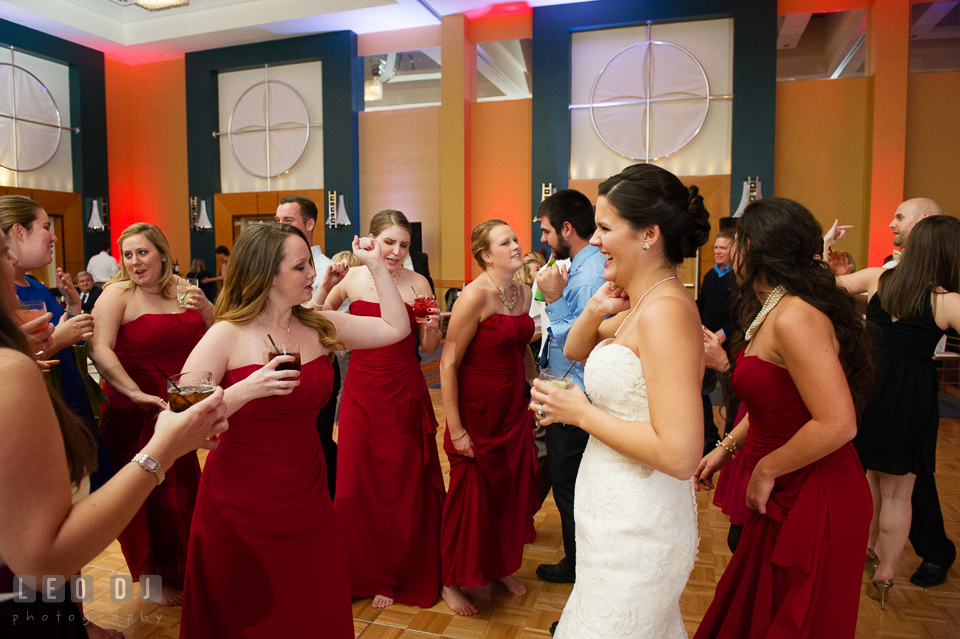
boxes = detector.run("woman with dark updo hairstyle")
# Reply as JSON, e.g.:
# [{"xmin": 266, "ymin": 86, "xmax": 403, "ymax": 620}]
[
  {"xmin": 531, "ymin": 164, "xmax": 709, "ymax": 637},
  {"xmin": 693, "ymin": 198, "xmax": 872, "ymax": 638}
]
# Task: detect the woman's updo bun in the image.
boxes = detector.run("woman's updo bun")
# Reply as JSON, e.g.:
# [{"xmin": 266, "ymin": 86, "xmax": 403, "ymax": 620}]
[{"xmin": 598, "ymin": 164, "xmax": 711, "ymax": 265}]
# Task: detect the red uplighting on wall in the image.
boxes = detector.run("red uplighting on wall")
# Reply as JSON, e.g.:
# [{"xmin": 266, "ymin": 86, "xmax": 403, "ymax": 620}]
[{"xmin": 465, "ymin": 2, "xmax": 532, "ymax": 20}]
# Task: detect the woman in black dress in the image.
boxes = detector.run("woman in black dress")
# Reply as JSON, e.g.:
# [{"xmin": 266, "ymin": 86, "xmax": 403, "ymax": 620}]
[{"xmin": 838, "ymin": 215, "xmax": 960, "ymax": 607}]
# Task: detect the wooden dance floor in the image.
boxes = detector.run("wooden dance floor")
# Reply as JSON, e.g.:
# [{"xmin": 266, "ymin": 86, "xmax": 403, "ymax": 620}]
[{"xmin": 82, "ymin": 389, "xmax": 960, "ymax": 638}]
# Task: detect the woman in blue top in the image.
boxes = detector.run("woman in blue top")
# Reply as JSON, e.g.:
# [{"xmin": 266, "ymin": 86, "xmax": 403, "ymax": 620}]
[{"xmin": 0, "ymin": 195, "xmax": 114, "ymax": 490}]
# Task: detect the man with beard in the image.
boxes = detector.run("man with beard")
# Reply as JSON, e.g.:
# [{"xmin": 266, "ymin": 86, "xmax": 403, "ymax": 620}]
[{"xmin": 534, "ymin": 189, "xmax": 606, "ymax": 592}]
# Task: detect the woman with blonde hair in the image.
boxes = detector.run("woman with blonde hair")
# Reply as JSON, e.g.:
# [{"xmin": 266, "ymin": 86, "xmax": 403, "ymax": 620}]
[
  {"xmin": 312, "ymin": 209, "xmax": 444, "ymax": 609},
  {"xmin": 0, "ymin": 227, "xmax": 227, "ymax": 637},
  {"xmin": 438, "ymin": 219, "xmax": 540, "ymax": 615},
  {"xmin": 178, "ymin": 222, "xmax": 411, "ymax": 637},
  {"xmin": 514, "ymin": 251, "xmax": 546, "ymax": 286},
  {"xmin": 89, "ymin": 222, "xmax": 215, "ymax": 607}
]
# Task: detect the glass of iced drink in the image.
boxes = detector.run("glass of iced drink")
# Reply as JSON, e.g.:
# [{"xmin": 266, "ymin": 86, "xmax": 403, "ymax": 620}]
[
  {"xmin": 264, "ymin": 343, "xmax": 301, "ymax": 372},
  {"xmin": 167, "ymin": 371, "xmax": 215, "ymax": 413},
  {"xmin": 412, "ymin": 295, "xmax": 440, "ymax": 325},
  {"xmin": 177, "ymin": 279, "xmax": 199, "ymax": 308},
  {"xmin": 17, "ymin": 300, "xmax": 46, "ymax": 327},
  {"xmin": 539, "ymin": 368, "xmax": 573, "ymax": 389}
]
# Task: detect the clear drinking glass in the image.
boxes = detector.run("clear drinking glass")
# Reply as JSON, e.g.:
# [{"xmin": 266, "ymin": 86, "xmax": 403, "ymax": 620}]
[
  {"xmin": 538, "ymin": 368, "xmax": 573, "ymax": 389},
  {"xmin": 264, "ymin": 343, "xmax": 301, "ymax": 372},
  {"xmin": 177, "ymin": 279, "xmax": 199, "ymax": 308},
  {"xmin": 167, "ymin": 371, "xmax": 216, "ymax": 413}
]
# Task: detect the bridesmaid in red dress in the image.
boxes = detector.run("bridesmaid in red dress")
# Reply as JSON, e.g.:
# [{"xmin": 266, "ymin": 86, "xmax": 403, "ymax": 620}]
[
  {"xmin": 90, "ymin": 223, "xmax": 216, "ymax": 607},
  {"xmin": 439, "ymin": 220, "xmax": 540, "ymax": 616},
  {"xmin": 694, "ymin": 198, "xmax": 874, "ymax": 639},
  {"xmin": 178, "ymin": 223, "xmax": 410, "ymax": 638},
  {"xmin": 313, "ymin": 210, "xmax": 444, "ymax": 609}
]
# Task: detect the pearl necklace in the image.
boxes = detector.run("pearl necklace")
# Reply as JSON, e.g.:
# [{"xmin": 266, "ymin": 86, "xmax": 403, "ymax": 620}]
[
  {"xmin": 366, "ymin": 266, "xmax": 404, "ymax": 291},
  {"xmin": 614, "ymin": 276, "xmax": 678, "ymax": 337},
  {"xmin": 745, "ymin": 285, "xmax": 788, "ymax": 341},
  {"xmin": 496, "ymin": 283, "xmax": 518, "ymax": 311}
]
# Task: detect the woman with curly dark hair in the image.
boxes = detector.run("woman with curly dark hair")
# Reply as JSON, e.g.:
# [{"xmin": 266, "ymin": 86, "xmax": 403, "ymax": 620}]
[{"xmin": 694, "ymin": 198, "xmax": 873, "ymax": 639}]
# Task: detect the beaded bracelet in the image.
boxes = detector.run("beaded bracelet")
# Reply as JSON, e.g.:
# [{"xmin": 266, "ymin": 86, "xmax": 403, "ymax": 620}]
[{"xmin": 715, "ymin": 433, "xmax": 738, "ymax": 457}]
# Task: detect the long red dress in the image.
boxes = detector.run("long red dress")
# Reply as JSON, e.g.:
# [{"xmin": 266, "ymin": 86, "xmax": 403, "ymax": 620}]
[
  {"xmin": 695, "ymin": 354, "xmax": 871, "ymax": 639},
  {"xmin": 180, "ymin": 357, "xmax": 353, "ymax": 638},
  {"xmin": 335, "ymin": 301, "xmax": 445, "ymax": 607},
  {"xmin": 441, "ymin": 313, "xmax": 540, "ymax": 587},
  {"xmin": 99, "ymin": 311, "xmax": 205, "ymax": 588}
]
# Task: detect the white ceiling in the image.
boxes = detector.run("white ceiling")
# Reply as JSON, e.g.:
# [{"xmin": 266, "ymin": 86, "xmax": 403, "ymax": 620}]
[{"xmin": 0, "ymin": 0, "xmax": 593, "ymax": 65}]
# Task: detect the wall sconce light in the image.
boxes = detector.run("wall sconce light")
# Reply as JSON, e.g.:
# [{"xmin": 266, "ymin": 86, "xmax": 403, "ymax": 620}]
[
  {"xmin": 733, "ymin": 176, "xmax": 762, "ymax": 217},
  {"xmin": 87, "ymin": 198, "xmax": 108, "ymax": 231},
  {"xmin": 534, "ymin": 183, "xmax": 557, "ymax": 221},
  {"xmin": 326, "ymin": 190, "xmax": 351, "ymax": 227},
  {"xmin": 190, "ymin": 196, "xmax": 213, "ymax": 230}
]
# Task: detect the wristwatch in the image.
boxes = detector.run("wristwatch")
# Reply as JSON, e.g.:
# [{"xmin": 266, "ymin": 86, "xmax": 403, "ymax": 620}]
[{"xmin": 132, "ymin": 453, "xmax": 165, "ymax": 486}]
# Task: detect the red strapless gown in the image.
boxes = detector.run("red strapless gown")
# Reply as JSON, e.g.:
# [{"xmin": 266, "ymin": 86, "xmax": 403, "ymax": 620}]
[
  {"xmin": 695, "ymin": 353, "xmax": 871, "ymax": 639},
  {"xmin": 440, "ymin": 313, "xmax": 540, "ymax": 587},
  {"xmin": 99, "ymin": 311, "xmax": 205, "ymax": 588},
  {"xmin": 179, "ymin": 357, "xmax": 353, "ymax": 638},
  {"xmin": 334, "ymin": 301, "xmax": 445, "ymax": 606}
]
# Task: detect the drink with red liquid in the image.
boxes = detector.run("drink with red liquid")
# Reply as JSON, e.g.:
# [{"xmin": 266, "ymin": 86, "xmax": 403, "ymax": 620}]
[
  {"xmin": 412, "ymin": 295, "xmax": 439, "ymax": 325},
  {"xmin": 16, "ymin": 301, "xmax": 46, "ymax": 333}
]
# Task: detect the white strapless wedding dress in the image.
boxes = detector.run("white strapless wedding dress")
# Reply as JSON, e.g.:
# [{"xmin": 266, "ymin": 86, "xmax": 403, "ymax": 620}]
[{"xmin": 555, "ymin": 341, "xmax": 699, "ymax": 639}]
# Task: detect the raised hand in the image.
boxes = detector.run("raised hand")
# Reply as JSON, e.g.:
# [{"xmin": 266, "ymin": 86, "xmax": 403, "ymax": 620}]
[
  {"xmin": 352, "ymin": 235, "xmax": 383, "ymax": 265},
  {"xmin": 155, "ymin": 386, "xmax": 229, "ymax": 455},
  {"xmin": 590, "ymin": 281, "xmax": 631, "ymax": 317},
  {"xmin": 18, "ymin": 311, "xmax": 55, "ymax": 357},
  {"xmin": 823, "ymin": 219, "xmax": 853, "ymax": 250},
  {"xmin": 321, "ymin": 261, "xmax": 350, "ymax": 293},
  {"xmin": 529, "ymin": 378, "xmax": 590, "ymax": 427},
  {"xmin": 56, "ymin": 268, "xmax": 82, "ymax": 310},
  {"xmin": 536, "ymin": 263, "xmax": 568, "ymax": 305},
  {"xmin": 242, "ymin": 354, "xmax": 301, "ymax": 400}
]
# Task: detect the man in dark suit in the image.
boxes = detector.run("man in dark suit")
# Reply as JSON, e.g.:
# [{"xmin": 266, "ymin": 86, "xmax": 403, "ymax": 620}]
[
  {"xmin": 77, "ymin": 271, "xmax": 102, "ymax": 314},
  {"xmin": 697, "ymin": 227, "xmax": 736, "ymax": 455}
]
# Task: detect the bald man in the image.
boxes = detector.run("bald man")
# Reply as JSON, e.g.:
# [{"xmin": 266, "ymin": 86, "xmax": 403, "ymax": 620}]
[
  {"xmin": 889, "ymin": 197, "xmax": 942, "ymax": 252},
  {"xmin": 882, "ymin": 197, "xmax": 955, "ymax": 587}
]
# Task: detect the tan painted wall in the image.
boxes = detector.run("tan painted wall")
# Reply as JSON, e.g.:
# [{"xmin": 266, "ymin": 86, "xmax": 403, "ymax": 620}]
[
  {"xmin": 773, "ymin": 77, "xmax": 872, "ymax": 269},
  {"xmin": 905, "ymin": 71, "xmax": 960, "ymax": 219},
  {"xmin": 358, "ymin": 107, "xmax": 442, "ymax": 267}
]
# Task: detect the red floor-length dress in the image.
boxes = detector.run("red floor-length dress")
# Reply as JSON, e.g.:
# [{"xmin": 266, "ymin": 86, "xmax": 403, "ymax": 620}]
[
  {"xmin": 335, "ymin": 301, "xmax": 445, "ymax": 607},
  {"xmin": 100, "ymin": 311, "xmax": 205, "ymax": 588},
  {"xmin": 695, "ymin": 353, "xmax": 871, "ymax": 639},
  {"xmin": 441, "ymin": 313, "xmax": 540, "ymax": 587},
  {"xmin": 180, "ymin": 357, "xmax": 353, "ymax": 638}
]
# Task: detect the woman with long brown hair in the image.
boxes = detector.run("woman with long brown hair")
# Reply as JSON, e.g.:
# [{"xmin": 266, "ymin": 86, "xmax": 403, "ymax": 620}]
[
  {"xmin": 178, "ymin": 223, "xmax": 410, "ymax": 638},
  {"xmin": 89, "ymin": 222, "xmax": 215, "ymax": 607},
  {"xmin": 836, "ymin": 214, "xmax": 960, "ymax": 607},
  {"xmin": 0, "ymin": 228, "xmax": 227, "ymax": 637},
  {"xmin": 439, "ymin": 220, "xmax": 540, "ymax": 616},
  {"xmin": 312, "ymin": 209, "xmax": 444, "ymax": 610},
  {"xmin": 694, "ymin": 198, "xmax": 873, "ymax": 638}
]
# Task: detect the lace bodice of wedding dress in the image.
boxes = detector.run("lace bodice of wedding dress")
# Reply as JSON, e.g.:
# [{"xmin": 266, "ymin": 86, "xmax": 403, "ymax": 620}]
[{"xmin": 555, "ymin": 341, "xmax": 699, "ymax": 639}]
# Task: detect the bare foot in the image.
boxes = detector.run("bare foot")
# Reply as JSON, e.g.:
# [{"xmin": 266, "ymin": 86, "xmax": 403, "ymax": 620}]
[
  {"xmin": 442, "ymin": 585, "xmax": 478, "ymax": 616},
  {"xmin": 85, "ymin": 623, "xmax": 124, "ymax": 639},
  {"xmin": 499, "ymin": 575, "xmax": 526, "ymax": 597},
  {"xmin": 371, "ymin": 594, "xmax": 394, "ymax": 608},
  {"xmin": 157, "ymin": 583, "xmax": 183, "ymax": 607}
]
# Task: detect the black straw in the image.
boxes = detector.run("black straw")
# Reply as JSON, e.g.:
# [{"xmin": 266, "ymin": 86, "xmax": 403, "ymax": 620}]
[
  {"xmin": 155, "ymin": 365, "xmax": 195, "ymax": 407},
  {"xmin": 562, "ymin": 361, "xmax": 578, "ymax": 378},
  {"xmin": 267, "ymin": 333, "xmax": 279, "ymax": 353}
]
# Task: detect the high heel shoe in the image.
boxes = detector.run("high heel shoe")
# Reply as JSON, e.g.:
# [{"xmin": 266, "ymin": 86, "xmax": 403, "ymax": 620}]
[
  {"xmin": 866, "ymin": 579, "xmax": 892, "ymax": 610},
  {"xmin": 865, "ymin": 548, "xmax": 880, "ymax": 579}
]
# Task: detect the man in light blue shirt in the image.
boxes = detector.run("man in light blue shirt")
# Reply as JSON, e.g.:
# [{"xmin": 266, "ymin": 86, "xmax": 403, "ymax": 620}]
[{"xmin": 534, "ymin": 189, "xmax": 606, "ymax": 585}]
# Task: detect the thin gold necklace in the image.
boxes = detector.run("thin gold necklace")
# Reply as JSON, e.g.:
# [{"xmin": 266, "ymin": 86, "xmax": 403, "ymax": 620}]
[{"xmin": 265, "ymin": 315, "xmax": 293, "ymax": 334}]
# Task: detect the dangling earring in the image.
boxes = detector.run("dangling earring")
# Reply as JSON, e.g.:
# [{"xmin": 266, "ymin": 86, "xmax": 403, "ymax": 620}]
[{"xmin": 643, "ymin": 243, "xmax": 650, "ymax": 250}]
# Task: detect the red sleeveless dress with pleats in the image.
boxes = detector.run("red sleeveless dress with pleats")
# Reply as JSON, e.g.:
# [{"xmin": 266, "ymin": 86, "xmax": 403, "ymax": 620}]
[
  {"xmin": 440, "ymin": 313, "xmax": 540, "ymax": 587},
  {"xmin": 179, "ymin": 357, "xmax": 353, "ymax": 639},
  {"xmin": 334, "ymin": 300, "xmax": 445, "ymax": 607},
  {"xmin": 99, "ymin": 311, "xmax": 205, "ymax": 589},
  {"xmin": 695, "ymin": 353, "xmax": 871, "ymax": 639}
]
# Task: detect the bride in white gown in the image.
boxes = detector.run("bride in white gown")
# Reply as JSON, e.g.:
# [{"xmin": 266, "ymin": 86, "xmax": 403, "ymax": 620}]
[{"xmin": 531, "ymin": 164, "xmax": 711, "ymax": 638}]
